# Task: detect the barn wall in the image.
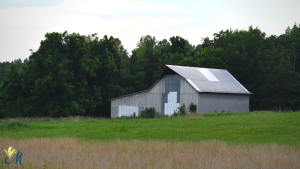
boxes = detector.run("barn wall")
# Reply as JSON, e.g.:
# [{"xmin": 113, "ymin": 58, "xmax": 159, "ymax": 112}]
[
  {"xmin": 161, "ymin": 75, "xmax": 181, "ymax": 115},
  {"xmin": 111, "ymin": 76, "xmax": 166, "ymax": 118},
  {"xmin": 148, "ymin": 76, "xmax": 165, "ymax": 94},
  {"xmin": 111, "ymin": 74, "xmax": 250, "ymax": 118},
  {"xmin": 198, "ymin": 93, "xmax": 249, "ymax": 113},
  {"xmin": 111, "ymin": 92, "xmax": 148, "ymax": 118},
  {"xmin": 148, "ymin": 76, "xmax": 165, "ymax": 114},
  {"xmin": 180, "ymin": 76, "xmax": 199, "ymax": 114}
]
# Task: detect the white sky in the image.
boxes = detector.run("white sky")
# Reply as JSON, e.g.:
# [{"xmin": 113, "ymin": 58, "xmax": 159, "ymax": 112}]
[{"xmin": 0, "ymin": 0, "xmax": 299, "ymax": 62}]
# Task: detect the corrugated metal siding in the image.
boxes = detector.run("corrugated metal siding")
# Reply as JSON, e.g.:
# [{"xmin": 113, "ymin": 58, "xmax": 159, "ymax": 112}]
[
  {"xmin": 168, "ymin": 66, "xmax": 208, "ymax": 81},
  {"xmin": 167, "ymin": 65, "xmax": 251, "ymax": 94},
  {"xmin": 111, "ymin": 76, "xmax": 166, "ymax": 118},
  {"xmin": 111, "ymin": 92, "xmax": 148, "ymax": 118},
  {"xmin": 191, "ymin": 80, "xmax": 247, "ymax": 94},
  {"xmin": 164, "ymin": 75, "xmax": 181, "ymax": 102},
  {"xmin": 180, "ymin": 76, "xmax": 197, "ymax": 94},
  {"xmin": 180, "ymin": 94, "xmax": 198, "ymax": 113},
  {"xmin": 118, "ymin": 106, "xmax": 138, "ymax": 117},
  {"xmin": 148, "ymin": 76, "xmax": 165, "ymax": 94},
  {"xmin": 161, "ymin": 75, "xmax": 181, "ymax": 114},
  {"xmin": 111, "ymin": 103, "xmax": 119, "ymax": 118},
  {"xmin": 180, "ymin": 76, "xmax": 198, "ymax": 113},
  {"xmin": 198, "ymin": 93, "xmax": 249, "ymax": 113},
  {"xmin": 148, "ymin": 76, "xmax": 165, "ymax": 113},
  {"xmin": 209, "ymin": 69, "xmax": 235, "ymax": 82},
  {"xmin": 147, "ymin": 93, "xmax": 162, "ymax": 114}
]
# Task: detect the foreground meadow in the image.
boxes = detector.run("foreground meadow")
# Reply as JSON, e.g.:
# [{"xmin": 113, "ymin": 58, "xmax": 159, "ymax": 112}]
[
  {"xmin": 0, "ymin": 111, "xmax": 300, "ymax": 168},
  {"xmin": 1, "ymin": 138, "xmax": 300, "ymax": 169}
]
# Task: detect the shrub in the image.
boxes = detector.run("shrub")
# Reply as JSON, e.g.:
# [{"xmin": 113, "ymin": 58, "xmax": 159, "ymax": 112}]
[
  {"xmin": 189, "ymin": 102, "xmax": 197, "ymax": 113},
  {"xmin": 179, "ymin": 104, "xmax": 186, "ymax": 116},
  {"xmin": 141, "ymin": 107, "xmax": 157, "ymax": 118},
  {"xmin": 173, "ymin": 110, "xmax": 179, "ymax": 117},
  {"xmin": 174, "ymin": 104, "xmax": 186, "ymax": 116}
]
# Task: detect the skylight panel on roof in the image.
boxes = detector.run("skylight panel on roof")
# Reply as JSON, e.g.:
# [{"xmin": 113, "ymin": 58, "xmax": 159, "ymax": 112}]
[{"xmin": 197, "ymin": 68, "xmax": 219, "ymax": 81}]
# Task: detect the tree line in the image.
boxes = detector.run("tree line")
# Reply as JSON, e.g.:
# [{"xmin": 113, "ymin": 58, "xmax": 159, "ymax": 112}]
[{"xmin": 0, "ymin": 24, "xmax": 300, "ymax": 118}]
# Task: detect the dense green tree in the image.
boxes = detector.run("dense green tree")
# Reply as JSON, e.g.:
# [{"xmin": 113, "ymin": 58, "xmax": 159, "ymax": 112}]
[
  {"xmin": 0, "ymin": 63, "xmax": 23, "ymax": 117},
  {"xmin": 1, "ymin": 23, "xmax": 300, "ymax": 118},
  {"xmin": 0, "ymin": 59, "xmax": 24, "ymax": 83},
  {"xmin": 89, "ymin": 35, "xmax": 131, "ymax": 116},
  {"xmin": 261, "ymin": 57, "xmax": 300, "ymax": 110},
  {"xmin": 0, "ymin": 32, "xmax": 125, "ymax": 117}
]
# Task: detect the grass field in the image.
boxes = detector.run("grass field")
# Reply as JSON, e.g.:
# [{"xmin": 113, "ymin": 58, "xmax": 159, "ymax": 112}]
[
  {"xmin": 0, "ymin": 111, "xmax": 300, "ymax": 144},
  {"xmin": 0, "ymin": 111, "xmax": 300, "ymax": 168}
]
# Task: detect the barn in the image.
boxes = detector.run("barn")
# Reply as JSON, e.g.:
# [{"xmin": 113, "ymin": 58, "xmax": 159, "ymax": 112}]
[{"xmin": 110, "ymin": 65, "xmax": 251, "ymax": 118}]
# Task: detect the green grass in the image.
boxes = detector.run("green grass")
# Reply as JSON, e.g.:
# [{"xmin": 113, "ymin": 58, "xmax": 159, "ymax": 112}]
[{"xmin": 0, "ymin": 111, "xmax": 300, "ymax": 145}]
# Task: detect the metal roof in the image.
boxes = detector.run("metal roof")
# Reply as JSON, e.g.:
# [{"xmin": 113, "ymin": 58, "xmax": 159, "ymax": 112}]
[
  {"xmin": 166, "ymin": 65, "xmax": 251, "ymax": 94},
  {"xmin": 109, "ymin": 65, "xmax": 251, "ymax": 100}
]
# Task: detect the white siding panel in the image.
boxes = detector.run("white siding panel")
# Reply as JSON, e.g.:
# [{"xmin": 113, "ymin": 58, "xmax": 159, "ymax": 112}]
[
  {"xmin": 118, "ymin": 106, "xmax": 138, "ymax": 117},
  {"xmin": 164, "ymin": 103, "xmax": 180, "ymax": 116},
  {"xmin": 164, "ymin": 92, "xmax": 180, "ymax": 116}
]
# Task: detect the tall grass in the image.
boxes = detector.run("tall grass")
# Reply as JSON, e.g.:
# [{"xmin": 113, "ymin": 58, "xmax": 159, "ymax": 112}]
[{"xmin": 1, "ymin": 138, "xmax": 299, "ymax": 169}]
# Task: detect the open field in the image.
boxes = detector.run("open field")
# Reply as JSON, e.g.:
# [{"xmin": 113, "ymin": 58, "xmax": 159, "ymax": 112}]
[
  {"xmin": 1, "ymin": 111, "xmax": 300, "ymax": 168},
  {"xmin": 1, "ymin": 138, "xmax": 300, "ymax": 169},
  {"xmin": 0, "ymin": 111, "xmax": 300, "ymax": 144}
]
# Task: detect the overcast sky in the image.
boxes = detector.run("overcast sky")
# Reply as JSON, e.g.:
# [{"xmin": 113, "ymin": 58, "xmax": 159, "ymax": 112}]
[{"xmin": 0, "ymin": 0, "xmax": 299, "ymax": 62}]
